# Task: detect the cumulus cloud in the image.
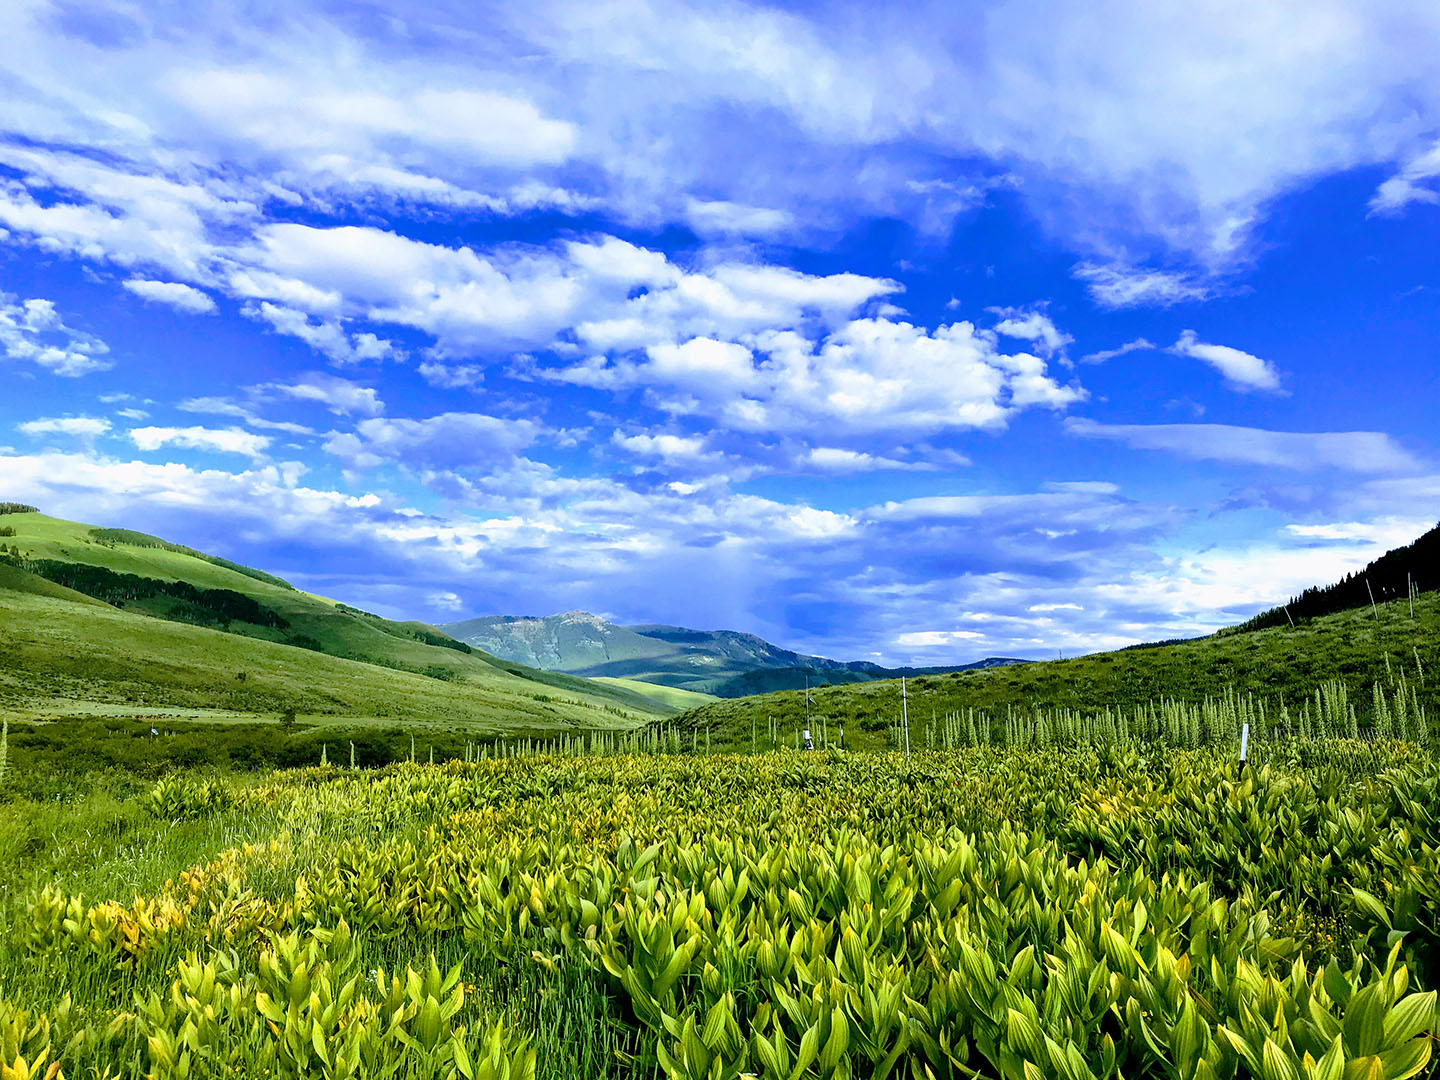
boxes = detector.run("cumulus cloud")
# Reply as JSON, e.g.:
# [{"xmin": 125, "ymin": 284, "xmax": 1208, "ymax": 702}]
[
  {"xmin": 1064, "ymin": 419, "xmax": 1421, "ymax": 473},
  {"xmin": 322, "ymin": 413, "xmax": 539, "ymax": 470},
  {"xmin": 229, "ymin": 226, "xmax": 901, "ymax": 361},
  {"xmin": 246, "ymin": 302, "xmax": 402, "ymax": 364},
  {"xmin": 417, "ymin": 363, "xmax": 485, "ymax": 389},
  {"xmin": 0, "ymin": 293, "xmax": 111, "ymax": 376},
  {"xmin": 122, "ymin": 278, "xmax": 217, "ymax": 313},
  {"xmin": 131, "ymin": 425, "xmax": 272, "ymax": 458},
  {"xmin": 1169, "ymin": 330, "xmax": 1281, "ymax": 391},
  {"xmin": 611, "ymin": 431, "xmax": 723, "ymax": 466},
  {"xmin": 0, "ymin": 451, "xmax": 385, "ymax": 558},
  {"xmin": 555, "ymin": 316, "xmax": 1085, "ymax": 439},
  {"xmin": 990, "ymin": 308, "xmax": 1072, "ymax": 357},
  {"xmin": 18, "ymin": 416, "xmax": 112, "ymax": 440},
  {"xmin": 261, "ymin": 372, "xmax": 385, "ymax": 417}
]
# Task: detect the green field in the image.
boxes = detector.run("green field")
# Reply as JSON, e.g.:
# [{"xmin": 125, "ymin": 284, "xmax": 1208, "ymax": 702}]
[
  {"xmin": 591, "ymin": 676, "xmax": 719, "ymax": 710},
  {"xmin": 1, "ymin": 733, "xmax": 1437, "ymax": 1079},
  {"xmin": 671, "ymin": 590, "xmax": 1440, "ymax": 751},
  {"xmin": 0, "ymin": 512, "xmax": 667, "ymax": 729}
]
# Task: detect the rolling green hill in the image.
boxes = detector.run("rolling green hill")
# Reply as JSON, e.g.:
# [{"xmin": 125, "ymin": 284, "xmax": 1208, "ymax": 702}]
[
  {"xmin": 442, "ymin": 610, "xmax": 1025, "ymax": 695},
  {"xmin": 589, "ymin": 676, "xmax": 719, "ymax": 710},
  {"xmin": 0, "ymin": 510, "xmax": 667, "ymax": 729},
  {"xmin": 669, "ymin": 590, "xmax": 1440, "ymax": 751}
]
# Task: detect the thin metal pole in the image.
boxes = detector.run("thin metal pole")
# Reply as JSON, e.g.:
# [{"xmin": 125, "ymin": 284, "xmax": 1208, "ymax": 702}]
[{"xmin": 1366, "ymin": 578, "xmax": 1379, "ymax": 620}]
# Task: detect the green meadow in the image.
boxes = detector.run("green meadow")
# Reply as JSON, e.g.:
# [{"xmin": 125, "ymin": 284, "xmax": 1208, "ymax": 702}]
[{"xmin": 1, "ymin": 505, "xmax": 1438, "ymax": 1078}]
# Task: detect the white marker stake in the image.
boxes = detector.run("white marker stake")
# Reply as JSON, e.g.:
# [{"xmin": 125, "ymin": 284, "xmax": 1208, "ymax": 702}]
[
  {"xmin": 1238, "ymin": 722, "xmax": 1250, "ymax": 781},
  {"xmin": 901, "ymin": 677, "xmax": 911, "ymax": 766}
]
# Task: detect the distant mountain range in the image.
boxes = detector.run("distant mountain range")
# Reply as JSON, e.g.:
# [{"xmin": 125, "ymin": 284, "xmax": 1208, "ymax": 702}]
[{"xmin": 440, "ymin": 610, "xmax": 1028, "ymax": 697}]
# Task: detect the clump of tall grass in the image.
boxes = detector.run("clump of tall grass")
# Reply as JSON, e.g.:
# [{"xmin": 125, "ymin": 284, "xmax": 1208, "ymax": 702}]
[{"xmin": 0, "ymin": 716, "xmax": 8, "ymax": 790}]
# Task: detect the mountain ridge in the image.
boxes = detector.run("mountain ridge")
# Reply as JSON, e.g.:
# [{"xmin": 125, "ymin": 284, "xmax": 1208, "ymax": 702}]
[{"xmin": 441, "ymin": 610, "xmax": 1027, "ymax": 697}]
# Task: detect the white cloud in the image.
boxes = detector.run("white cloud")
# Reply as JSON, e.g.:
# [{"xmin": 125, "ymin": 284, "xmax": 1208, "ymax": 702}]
[
  {"xmin": 261, "ymin": 372, "xmax": 385, "ymax": 417},
  {"xmin": 427, "ymin": 590, "xmax": 465, "ymax": 613},
  {"xmin": 246, "ymin": 302, "xmax": 402, "ymax": 364},
  {"xmin": 1, "ymin": 0, "xmax": 1439, "ymax": 280},
  {"xmin": 1065, "ymin": 419, "xmax": 1421, "ymax": 473},
  {"xmin": 417, "ymin": 363, "xmax": 485, "ymax": 389},
  {"xmin": 0, "ymin": 452, "xmax": 388, "ymax": 556},
  {"xmin": 556, "ymin": 315, "xmax": 1085, "ymax": 439},
  {"xmin": 1282, "ymin": 518, "xmax": 1428, "ymax": 545},
  {"xmin": 172, "ymin": 72, "xmax": 577, "ymax": 169},
  {"xmin": 322, "ymin": 413, "xmax": 539, "ymax": 470},
  {"xmin": 990, "ymin": 307, "xmax": 1072, "ymax": 356},
  {"xmin": 611, "ymin": 431, "xmax": 721, "ymax": 465},
  {"xmin": 1043, "ymin": 480, "xmax": 1120, "ymax": 495},
  {"xmin": 1079, "ymin": 337, "xmax": 1155, "ymax": 364},
  {"xmin": 1073, "ymin": 264, "xmax": 1214, "ymax": 309},
  {"xmin": 122, "ymin": 278, "xmax": 216, "ymax": 313},
  {"xmin": 684, "ymin": 198, "xmax": 793, "ymax": 236},
  {"xmin": 178, "ymin": 397, "xmax": 315, "ymax": 435},
  {"xmin": 803, "ymin": 447, "xmax": 930, "ymax": 473},
  {"xmin": 1169, "ymin": 330, "xmax": 1280, "ymax": 391},
  {"xmin": 895, "ymin": 630, "xmax": 985, "ymax": 646},
  {"xmin": 131, "ymin": 425, "xmax": 272, "ymax": 458},
  {"xmin": 1369, "ymin": 139, "xmax": 1440, "ymax": 214},
  {"xmin": 0, "ymin": 145, "xmax": 250, "ymax": 279},
  {"xmin": 0, "ymin": 293, "xmax": 111, "ymax": 376},
  {"xmin": 18, "ymin": 416, "xmax": 111, "ymax": 439},
  {"xmin": 231, "ymin": 225, "xmax": 902, "ymax": 361}
]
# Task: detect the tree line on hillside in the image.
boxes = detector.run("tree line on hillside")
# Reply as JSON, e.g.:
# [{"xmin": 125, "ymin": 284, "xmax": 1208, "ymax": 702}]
[
  {"xmin": 335, "ymin": 602, "xmax": 474, "ymax": 654},
  {"xmin": 1, "ymin": 554, "xmax": 290, "ymax": 630},
  {"xmin": 0, "ymin": 503, "xmax": 37, "ymax": 515},
  {"xmin": 1230, "ymin": 520, "xmax": 1439, "ymax": 633},
  {"xmin": 87, "ymin": 527, "xmax": 296, "ymax": 591}
]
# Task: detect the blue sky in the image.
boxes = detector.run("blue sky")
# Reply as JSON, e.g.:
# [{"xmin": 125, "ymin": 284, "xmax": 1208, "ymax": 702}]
[{"xmin": 3, "ymin": 0, "xmax": 1439, "ymax": 664}]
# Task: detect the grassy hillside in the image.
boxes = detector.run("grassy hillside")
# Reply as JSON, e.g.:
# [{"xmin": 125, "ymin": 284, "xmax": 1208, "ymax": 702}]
[
  {"xmin": 0, "ymin": 511, "xmax": 667, "ymax": 726},
  {"xmin": 671, "ymin": 590, "xmax": 1440, "ymax": 750},
  {"xmin": 589, "ymin": 676, "xmax": 718, "ymax": 709},
  {"xmin": 0, "ymin": 562, "xmax": 110, "ymax": 607}
]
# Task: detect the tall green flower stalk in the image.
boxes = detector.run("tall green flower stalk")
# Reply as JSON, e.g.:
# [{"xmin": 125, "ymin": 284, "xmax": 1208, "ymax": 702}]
[{"xmin": 0, "ymin": 716, "xmax": 8, "ymax": 789}]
